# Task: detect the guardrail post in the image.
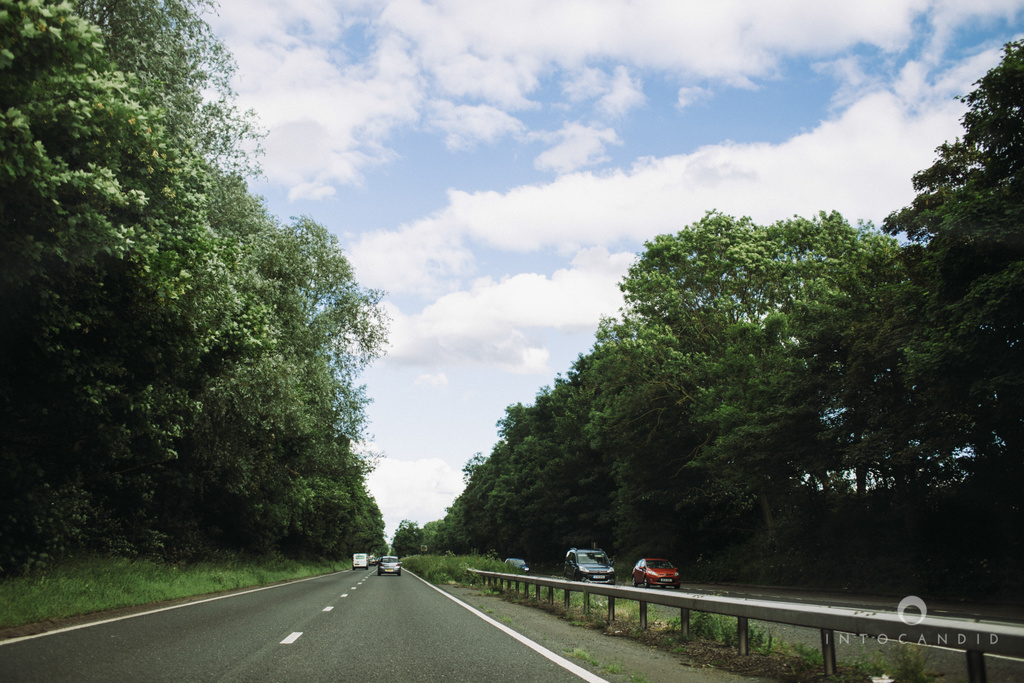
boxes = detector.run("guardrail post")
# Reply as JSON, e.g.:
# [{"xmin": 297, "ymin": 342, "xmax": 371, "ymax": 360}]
[
  {"xmin": 584, "ymin": 589, "xmax": 591, "ymax": 614},
  {"xmin": 738, "ymin": 616, "xmax": 749, "ymax": 656},
  {"xmin": 564, "ymin": 587, "xmax": 570, "ymax": 609},
  {"xmin": 640, "ymin": 601, "xmax": 648, "ymax": 630},
  {"xmin": 680, "ymin": 608, "xmax": 690, "ymax": 637},
  {"xmin": 966, "ymin": 650, "xmax": 987, "ymax": 683},
  {"xmin": 548, "ymin": 585, "xmax": 554, "ymax": 605},
  {"xmin": 821, "ymin": 629, "xmax": 836, "ymax": 676},
  {"xmin": 607, "ymin": 595, "xmax": 616, "ymax": 622}
]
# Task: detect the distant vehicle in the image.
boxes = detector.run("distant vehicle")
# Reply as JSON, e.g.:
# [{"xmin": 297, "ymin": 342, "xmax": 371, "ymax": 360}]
[
  {"xmin": 352, "ymin": 553, "xmax": 369, "ymax": 570},
  {"xmin": 504, "ymin": 557, "xmax": 529, "ymax": 572},
  {"xmin": 377, "ymin": 556, "xmax": 401, "ymax": 576},
  {"xmin": 564, "ymin": 548, "xmax": 615, "ymax": 583},
  {"xmin": 632, "ymin": 558, "xmax": 680, "ymax": 589},
  {"xmin": 369, "ymin": 555, "xmax": 378, "ymax": 566}
]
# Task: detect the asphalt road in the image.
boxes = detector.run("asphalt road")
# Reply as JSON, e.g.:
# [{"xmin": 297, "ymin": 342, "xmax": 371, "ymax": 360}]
[{"xmin": 0, "ymin": 569, "xmax": 606, "ymax": 682}]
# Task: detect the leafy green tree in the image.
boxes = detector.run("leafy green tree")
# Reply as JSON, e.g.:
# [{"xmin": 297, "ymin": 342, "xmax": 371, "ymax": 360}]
[
  {"xmin": 1, "ymin": 0, "xmax": 388, "ymax": 572},
  {"xmin": 884, "ymin": 39, "xmax": 1024, "ymax": 581},
  {"xmin": 392, "ymin": 520, "xmax": 423, "ymax": 558},
  {"xmin": 74, "ymin": 0, "xmax": 262, "ymax": 175},
  {"xmin": 885, "ymin": 40, "xmax": 1024, "ymax": 462},
  {"xmin": 420, "ymin": 519, "xmax": 444, "ymax": 553},
  {"xmin": 1, "ymin": 0, "xmax": 217, "ymax": 571}
]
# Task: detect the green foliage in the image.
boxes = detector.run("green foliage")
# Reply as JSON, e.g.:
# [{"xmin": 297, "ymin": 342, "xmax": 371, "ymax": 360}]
[
  {"xmin": 882, "ymin": 39, "xmax": 1024, "ymax": 589},
  {"xmin": 1, "ymin": 0, "xmax": 214, "ymax": 572},
  {"xmin": 392, "ymin": 519, "xmax": 424, "ymax": 558},
  {"xmin": 398, "ymin": 553, "xmax": 511, "ymax": 585},
  {"xmin": 74, "ymin": 0, "xmax": 263, "ymax": 176},
  {"xmin": 880, "ymin": 644, "xmax": 932, "ymax": 683},
  {"xmin": 0, "ymin": 553, "xmax": 347, "ymax": 628},
  {"xmin": 0, "ymin": 0, "xmax": 388, "ymax": 574}
]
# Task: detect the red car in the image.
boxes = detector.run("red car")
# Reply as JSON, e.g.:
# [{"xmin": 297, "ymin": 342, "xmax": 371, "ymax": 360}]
[{"xmin": 632, "ymin": 558, "xmax": 681, "ymax": 588}]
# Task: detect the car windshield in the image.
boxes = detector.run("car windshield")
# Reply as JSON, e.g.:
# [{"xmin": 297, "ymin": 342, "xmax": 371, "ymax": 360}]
[
  {"xmin": 647, "ymin": 560, "xmax": 674, "ymax": 569},
  {"xmin": 580, "ymin": 552, "xmax": 608, "ymax": 564},
  {"xmin": 508, "ymin": 559, "xmax": 524, "ymax": 566}
]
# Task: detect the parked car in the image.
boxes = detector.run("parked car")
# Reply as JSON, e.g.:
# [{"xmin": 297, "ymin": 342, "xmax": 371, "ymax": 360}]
[
  {"xmin": 352, "ymin": 553, "xmax": 368, "ymax": 570},
  {"xmin": 631, "ymin": 558, "xmax": 680, "ymax": 589},
  {"xmin": 504, "ymin": 557, "xmax": 530, "ymax": 572},
  {"xmin": 377, "ymin": 556, "xmax": 401, "ymax": 576},
  {"xmin": 564, "ymin": 548, "xmax": 615, "ymax": 583}
]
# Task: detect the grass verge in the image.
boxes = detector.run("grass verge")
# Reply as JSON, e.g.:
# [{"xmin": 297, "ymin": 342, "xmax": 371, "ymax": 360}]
[
  {"xmin": 0, "ymin": 553, "xmax": 347, "ymax": 630},
  {"xmin": 399, "ymin": 553, "xmax": 513, "ymax": 585}
]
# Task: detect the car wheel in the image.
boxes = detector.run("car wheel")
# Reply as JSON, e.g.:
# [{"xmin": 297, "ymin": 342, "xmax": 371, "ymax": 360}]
[
  {"xmin": 397, "ymin": 571, "xmax": 401, "ymax": 576},
  {"xmin": 643, "ymin": 578, "xmax": 650, "ymax": 588},
  {"xmin": 633, "ymin": 578, "xmax": 639, "ymax": 587}
]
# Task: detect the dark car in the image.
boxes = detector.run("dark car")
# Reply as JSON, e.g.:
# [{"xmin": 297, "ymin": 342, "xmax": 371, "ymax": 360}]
[
  {"xmin": 631, "ymin": 558, "xmax": 680, "ymax": 588},
  {"xmin": 377, "ymin": 555, "xmax": 401, "ymax": 576},
  {"xmin": 564, "ymin": 547, "xmax": 615, "ymax": 583},
  {"xmin": 504, "ymin": 557, "xmax": 530, "ymax": 572}
]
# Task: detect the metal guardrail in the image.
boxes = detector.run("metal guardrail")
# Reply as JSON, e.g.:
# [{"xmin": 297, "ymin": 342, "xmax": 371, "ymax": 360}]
[{"xmin": 468, "ymin": 569, "xmax": 1024, "ymax": 683}]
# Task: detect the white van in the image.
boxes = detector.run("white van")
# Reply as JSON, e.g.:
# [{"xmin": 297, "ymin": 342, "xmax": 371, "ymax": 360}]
[{"xmin": 352, "ymin": 553, "xmax": 368, "ymax": 570}]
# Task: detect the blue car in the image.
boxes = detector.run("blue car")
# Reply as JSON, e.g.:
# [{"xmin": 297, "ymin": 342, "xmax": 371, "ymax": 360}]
[{"xmin": 504, "ymin": 557, "xmax": 530, "ymax": 572}]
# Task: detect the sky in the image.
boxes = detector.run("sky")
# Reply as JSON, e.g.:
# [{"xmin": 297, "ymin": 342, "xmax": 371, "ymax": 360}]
[{"xmin": 206, "ymin": 0, "xmax": 1024, "ymax": 541}]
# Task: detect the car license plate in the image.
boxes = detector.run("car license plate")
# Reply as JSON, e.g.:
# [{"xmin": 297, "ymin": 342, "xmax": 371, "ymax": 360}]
[
  {"xmin": 592, "ymin": 575, "xmax": 604, "ymax": 580},
  {"xmin": 660, "ymin": 578, "xmax": 672, "ymax": 583},
  {"xmin": 384, "ymin": 568, "xmax": 395, "ymax": 572}
]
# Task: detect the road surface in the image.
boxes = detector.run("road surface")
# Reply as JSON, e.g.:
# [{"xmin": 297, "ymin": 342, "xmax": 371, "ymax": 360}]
[{"xmin": 0, "ymin": 569, "xmax": 607, "ymax": 682}]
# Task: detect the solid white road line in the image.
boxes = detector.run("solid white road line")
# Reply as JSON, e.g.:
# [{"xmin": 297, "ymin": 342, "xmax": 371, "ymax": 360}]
[
  {"xmin": 408, "ymin": 571, "xmax": 609, "ymax": 683},
  {"xmin": 280, "ymin": 632, "xmax": 303, "ymax": 644}
]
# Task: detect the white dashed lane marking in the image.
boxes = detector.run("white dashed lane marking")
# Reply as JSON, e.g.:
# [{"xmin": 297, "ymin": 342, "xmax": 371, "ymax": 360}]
[{"xmin": 280, "ymin": 632, "xmax": 302, "ymax": 644}]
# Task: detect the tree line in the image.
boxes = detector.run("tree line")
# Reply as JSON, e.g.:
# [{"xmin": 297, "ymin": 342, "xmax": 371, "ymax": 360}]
[
  {"xmin": 1, "ymin": 0, "xmax": 388, "ymax": 574},
  {"xmin": 429, "ymin": 42, "xmax": 1024, "ymax": 597}
]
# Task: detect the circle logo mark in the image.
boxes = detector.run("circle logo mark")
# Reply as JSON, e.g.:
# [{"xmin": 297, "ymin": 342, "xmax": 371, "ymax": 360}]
[{"xmin": 898, "ymin": 595, "xmax": 927, "ymax": 626}]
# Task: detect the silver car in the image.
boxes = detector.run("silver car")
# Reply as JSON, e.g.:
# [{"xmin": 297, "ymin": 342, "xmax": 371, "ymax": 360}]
[{"xmin": 377, "ymin": 555, "xmax": 401, "ymax": 576}]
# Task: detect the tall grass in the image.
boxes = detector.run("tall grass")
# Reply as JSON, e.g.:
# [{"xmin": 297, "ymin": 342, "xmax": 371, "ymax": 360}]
[
  {"xmin": 400, "ymin": 553, "xmax": 513, "ymax": 585},
  {"xmin": 0, "ymin": 554, "xmax": 347, "ymax": 629}
]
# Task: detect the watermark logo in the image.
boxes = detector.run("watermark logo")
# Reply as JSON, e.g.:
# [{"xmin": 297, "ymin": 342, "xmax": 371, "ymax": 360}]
[
  {"xmin": 834, "ymin": 595, "xmax": 999, "ymax": 649},
  {"xmin": 897, "ymin": 595, "xmax": 927, "ymax": 626}
]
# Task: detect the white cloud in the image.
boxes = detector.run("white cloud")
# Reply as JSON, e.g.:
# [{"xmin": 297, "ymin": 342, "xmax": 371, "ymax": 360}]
[
  {"xmin": 563, "ymin": 66, "xmax": 646, "ymax": 118},
  {"xmin": 367, "ymin": 62, "xmax": 973, "ymax": 264},
  {"xmin": 366, "ymin": 456, "xmax": 465, "ymax": 538},
  {"xmin": 428, "ymin": 101, "xmax": 527, "ymax": 150},
  {"xmin": 348, "ymin": 68, "xmax": 971, "ymax": 293},
  {"xmin": 382, "ymin": 247, "xmax": 633, "ymax": 372},
  {"xmin": 677, "ymin": 85, "xmax": 713, "ymax": 110},
  {"xmin": 598, "ymin": 66, "xmax": 646, "ymax": 118},
  {"xmin": 414, "ymin": 372, "xmax": 449, "ymax": 387},
  {"xmin": 534, "ymin": 122, "xmax": 623, "ymax": 174},
  {"xmin": 347, "ymin": 221, "xmax": 475, "ymax": 297},
  {"xmin": 210, "ymin": 0, "xmax": 1018, "ymax": 199}
]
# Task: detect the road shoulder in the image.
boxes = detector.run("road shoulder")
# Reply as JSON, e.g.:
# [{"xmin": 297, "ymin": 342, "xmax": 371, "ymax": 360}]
[{"xmin": 439, "ymin": 582, "xmax": 778, "ymax": 683}]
